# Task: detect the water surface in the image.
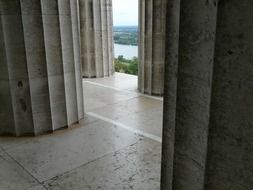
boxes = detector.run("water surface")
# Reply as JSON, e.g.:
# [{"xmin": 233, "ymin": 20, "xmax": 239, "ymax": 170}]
[{"xmin": 114, "ymin": 44, "xmax": 138, "ymax": 59}]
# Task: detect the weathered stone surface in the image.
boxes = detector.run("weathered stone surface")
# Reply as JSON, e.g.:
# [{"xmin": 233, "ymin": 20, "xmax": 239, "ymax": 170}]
[
  {"xmin": 0, "ymin": 149, "xmax": 38, "ymax": 190},
  {"xmin": 79, "ymin": 0, "xmax": 114, "ymax": 78},
  {"xmin": 0, "ymin": 0, "xmax": 84, "ymax": 136},
  {"xmin": 205, "ymin": 1, "xmax": 253, "ymax": 189},
  {"xmin": 138, "ymin": 0, "xmax": 166, "ymax": 96},
  {"xmin": 43, "ymin": 138, "xmax": 160, "ymax": 190},
  {"xmin": 161, "ymin": 0, "xmax": 253, "ymax": 190},
  {"xmin": 164, "ymin": 0, "xmax": 217, "ymax": 189},
  {"xmin": 160, "ymin": 0, "xmax": 180, "ymax": 189}
]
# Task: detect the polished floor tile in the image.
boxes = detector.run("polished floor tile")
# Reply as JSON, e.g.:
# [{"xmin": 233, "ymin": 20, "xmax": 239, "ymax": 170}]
[
  {"xmin": 43, "ymin": 138, "xmax": 161, "ymax": 190},
  {"xmin": 0, "ymin": 73, "xmax": 163, "ymax": 190},
  {"xmin": 84, "ymin": 72, "xmax": 138, "ymax": 91},
  {"xmin": 5, "ymin": 120, "xmax": 140, "ymax": 182},
  {"xmin": 84, "ymin": 73, "xmax": 163, "ymax": 139},
  {"xmin": 0, "ymin": 149, "xmax": 38, "ymax": 190}
]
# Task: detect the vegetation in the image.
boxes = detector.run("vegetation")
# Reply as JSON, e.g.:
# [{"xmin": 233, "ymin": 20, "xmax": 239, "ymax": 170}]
[
  {"xmin": 113, "ymin": 26, "xmax": 138, "ymax": 46},
  {"xmin": 114, "ymin": 55, "xmax": 138, "ymax": 76}
]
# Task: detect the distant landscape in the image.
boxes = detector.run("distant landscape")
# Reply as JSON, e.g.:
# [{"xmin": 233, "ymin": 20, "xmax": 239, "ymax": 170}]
[
  {"xmin": 113, "ymin": 26, "xmax": 139, "ymax": 76},
  {"xmin": 113, "ymin": 26, "xmax": 138, "ymax": 46}
]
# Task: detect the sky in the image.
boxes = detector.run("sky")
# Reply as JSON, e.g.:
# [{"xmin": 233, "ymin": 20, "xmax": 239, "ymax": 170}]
[{"xmin": 112, "ymin": 0, "xmax": 138, "ymax": 26}]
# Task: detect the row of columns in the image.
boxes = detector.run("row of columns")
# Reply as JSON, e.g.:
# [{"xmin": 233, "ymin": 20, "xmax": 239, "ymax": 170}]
[
  {"xmin": 0, "ymin": 0, "xmax": 84, "ymax": 136},
  {"xmin": 79, "ymin": 0, "xmax": 114, "ymax": 78},
  {"xmin": 1, "ymin": 1, "xmax": 252, "ymax": 189},
  {"xmin": 161, "ymin": 0, "xmax": 253, "ymax": 189}
]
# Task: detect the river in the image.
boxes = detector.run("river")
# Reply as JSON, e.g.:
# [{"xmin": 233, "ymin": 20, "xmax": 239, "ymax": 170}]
[{"xmin": 114, "ymin": 44, "xmax": 138, "ymax": 59}]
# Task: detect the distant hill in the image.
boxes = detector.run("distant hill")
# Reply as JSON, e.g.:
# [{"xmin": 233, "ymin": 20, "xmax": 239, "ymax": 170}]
[
  {"xmin": 113, "ymin": 26, "xmax": 138, "ymax": 46},
  {"xmin": 113, "ymin": 26, "xmax": 138, "ymax": 33}
]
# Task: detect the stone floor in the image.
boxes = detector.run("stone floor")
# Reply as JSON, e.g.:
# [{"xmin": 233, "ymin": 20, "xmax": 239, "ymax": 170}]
[{"xmin": 0, "ymin": 73, "xmax": 163, "ymax": 190}]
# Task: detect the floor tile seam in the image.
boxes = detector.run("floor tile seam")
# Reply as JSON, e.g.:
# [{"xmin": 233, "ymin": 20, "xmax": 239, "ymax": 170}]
[
  {"xmin": 1, "ymin": 120, "xmax": 140, "ymax": 186},
  {"xmin": 87, "ymin": 100, "xmax": 162, "ymax": 117},
  {"xmin": 83, "ymin": 80, "xmax": 163, "ymax": 102},
  {"xmin": 85, "ymin": 92, "xmax": 162, "ymax": 112},
  {"xmin": 2, "ymin": 148, "xmax": 45, "ymax": 189},
  {"xmin": 41, "ymin": 140, "xmax": 141, "ymax": 185},
  {"xmin": 86, "ymin": 95, "xmax": 141, "ymax": 113},
  {"xmin": 105, "ymin": 111, "xmax": 162, "ymax": 129},
  {"xmin": 86, "ymin": 112, "xmax": 162, "ymax": 143},
  {"xmin": 0, "ymin": 118, "xmax": 101, "ymax": 152},
  {"xmin": 26, "ymin": 184, "xmax": 48, "ymax": 190},
  {"xmin": 84, "ymin": 91, "xmax": 140, "ymax": 105},
  {"xmin": 83, "ymin": 80, "xmax": 136, "ymax": 95}
]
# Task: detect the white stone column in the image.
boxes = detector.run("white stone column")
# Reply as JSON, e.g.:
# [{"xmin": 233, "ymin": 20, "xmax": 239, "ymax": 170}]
[
  {"xmin": 70, "ymin": 0, "xmax": 84, "ymax": 121},
  {"xmin": 79, "ymin": 0, "xmax": 114, "ymax": 78},
  {"xmin": 138, "ymin": 0, "xmax": 166, "ymax": 96},
  {"xmin": 0, "ymin": 0, "xmax": 84, "ymax": 136}
]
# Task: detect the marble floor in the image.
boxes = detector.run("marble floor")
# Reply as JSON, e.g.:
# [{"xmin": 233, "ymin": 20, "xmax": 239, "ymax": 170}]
[{"xmin": 0, "ymin": 73, "xmax": 163, "ymax": 190}]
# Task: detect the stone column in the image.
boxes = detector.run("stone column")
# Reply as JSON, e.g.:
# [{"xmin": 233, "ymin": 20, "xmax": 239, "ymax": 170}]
[
  {"xmin": 204, "ymin": 1, "xmax": 253, "ymax": 189},
  {"xmin": 161, "ymin": 0, "xmax": 218, "ymax": 189},
  {"xmin": 0, "ymin": 0, "xmax": 84, "ymax": 136},
  {"xmin": 79, "ymin": 0, "xmax": 96, "ymax": 77},
  {"xmin": 160, "ymin": 0, "xmax": 180, "ymax": 189},
  {"xmin": 161, "ymin": 0, "xmax": 253, "ymax": 190},
  {"xmin": 79, "ymin": 0, "xmax": 114, "ymax": 78},
  {"xmin": 138, "ymin": 0, "xmax": 166, "ymax": 96},
  {"xmin": 70, "ymin": 0, "xmax": 84, "ymax": 121},
  {"xmin": 105, "ymin": 0, "xmax": 114, "ymax": 76}
]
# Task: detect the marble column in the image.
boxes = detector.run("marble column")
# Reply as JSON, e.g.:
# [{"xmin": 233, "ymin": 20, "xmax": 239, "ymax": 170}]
[
  {"xmin": 161, "ymin": 0, "xmax": 253, "ymax": 190},
  {"xmin": 79, "ymin": 0, "xmax": 114, "ymax": 78},
  {"xmin": 0, "ymin": 0, "xmax": 84, "ymax": 136},
  {"xmin": 161, "ymin": 0, "xmax": 218, "ymax": 189},
  {"xmin": 138, "ymin": 0, "xmax": 166, "ymax": 96}
]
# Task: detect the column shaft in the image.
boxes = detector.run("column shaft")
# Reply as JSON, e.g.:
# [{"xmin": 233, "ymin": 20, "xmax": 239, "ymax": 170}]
[
  {"xmin": 79, "ymin": 0, "xmax": 114, "ymax": 78},
  {"xmin": 0, "ymin": 0, "xmax": 83, "ymax": 136},
  {"xmin": 80, "ymin": 0, "xmax": 96, "ymax": 77},
  {"xmin": 42, "ymin": 0, "xmax": 68, "ymax": 130},
  {"xmin": 160, "ymin": 0, "xmax": 180, "ymax": 188},
  {"xmin": 0, "ymin": 10, "xmax": 15, "ymax": 135},
  {"xmin": 161, "ymin": 0, "xmax": 218, "ymax": 189},
  {"xmin": 93, "ymin": 0, "xmax": 103, "ymax": 77},
  {"xmin": 205, "ymin": 1, "xmax": 253, "ymax": 189},
  {"xmin": 58, "ymin": 0, "xmax": 79, "ymax": 126},
  {"xmin": 0, "ymin": 0, "xmax": 34, "ymax": 135},
  {"xmin": 71, "ymin": 0, "xmax": 84, "ymax": 121},
  {"xmin": 162, "ymin": 0, "xmax": 253, "ymax": 190},
  {"xmin": 138, "ymin": 0, "xmax": 166, "ymax": 96},
  {"xmin": 172, "ymin": 0, "xmax": 218, "ymax": 188},
  {"xmin": 21, "ymin": 0, "xmax": 53, "ymax": 134}
]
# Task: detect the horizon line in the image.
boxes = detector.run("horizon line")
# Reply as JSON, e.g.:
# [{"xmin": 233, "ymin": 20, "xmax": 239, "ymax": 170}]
[{"xmin": 113, "ymin": 25, "xmax": 138, "ymax": 27}]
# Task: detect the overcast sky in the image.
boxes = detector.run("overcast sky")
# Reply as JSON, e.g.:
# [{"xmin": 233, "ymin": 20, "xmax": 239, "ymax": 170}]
[{"xmin": 112, "ymin": 0, "xmax": 138, "ymax": 26}]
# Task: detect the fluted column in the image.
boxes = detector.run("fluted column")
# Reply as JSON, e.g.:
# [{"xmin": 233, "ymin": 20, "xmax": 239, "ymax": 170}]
[
  {"xmin": 70, "ymin": 0, "xmax": 84, "ymax": 121},
  {"xmin": 138, "ymin": 0, "xmax": 166, "ymax": 96},
  {"xmin": 161, "ymin": 0, "xmax": 218, "ymax": 189},
  {"xmin": 161, "ymin": 0, "xmax": 253, "ymax": 190},
  {"xmin": 79, "ymin": 0, "xmax": 114, "ymax": 78},
  {"xmin": 160, "ymin": 0, "xmax": 180, "ymax": 189},
  {"xmin": 0, "ymin": 0, "xmax": 84, "ymax": 136},
  {"xmin": 204, "ymin": 1, "xmax": 253, "ymax": 189}
]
